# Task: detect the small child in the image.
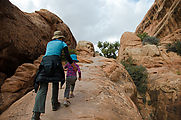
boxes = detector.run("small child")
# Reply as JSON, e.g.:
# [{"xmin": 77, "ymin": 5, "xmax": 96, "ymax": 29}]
[{"xmin": 63, "ymin": 54, "xmax": 81, "ymax": 107}]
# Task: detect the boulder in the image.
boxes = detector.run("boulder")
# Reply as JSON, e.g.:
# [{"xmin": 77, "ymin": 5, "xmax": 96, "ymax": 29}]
[
  {"xmin": 0, "ymin": 0, "xmax": 76, "ymax": 76},
  {"xmin": 117, "ymin": 32, "xmax": 142, "ymax": 62},
  {"xmin": 0, "ymin": 56, "xmax": 43, "ymax": 113},
  {"xmin": 76, "ymin": 41, "xmax": 95, "ymax": 57}
]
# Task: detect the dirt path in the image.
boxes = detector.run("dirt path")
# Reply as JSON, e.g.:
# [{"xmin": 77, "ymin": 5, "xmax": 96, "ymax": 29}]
[{"xmin": 0, "ymin": 56, "xmax": 142, "ymax": 120}]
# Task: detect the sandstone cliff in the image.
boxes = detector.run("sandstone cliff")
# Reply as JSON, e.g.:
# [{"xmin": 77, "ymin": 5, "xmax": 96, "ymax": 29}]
[
  {"xmin": 135, "ymin": 0, "xmax": 181, "ymax": 44},
  {"xmin": 118, "ymin": 32, "xmax": 181, "ymax": 120},
  {"xmin": 126, "ymin": 1, "xmax": 181, "ymax": 119},
  {"xmin": 0, "ymin": 0, "xmax": 76, "ymax": 79}
]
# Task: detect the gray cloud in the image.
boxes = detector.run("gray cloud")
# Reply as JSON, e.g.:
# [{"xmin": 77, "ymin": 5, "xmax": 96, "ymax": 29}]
[{"xmin": 10, "ymin": 0, "xmax": 154, "ymax": 46}]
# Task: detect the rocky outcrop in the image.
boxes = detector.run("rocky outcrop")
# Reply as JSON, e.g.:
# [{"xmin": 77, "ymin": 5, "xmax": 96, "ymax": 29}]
[
  {"xmin": 0, "ymin": 73, "xmax": 6, "ymax": 87},
  {"xmin": 0, "ymin": 55, "xmax": 142, "ymax": 120},
  {"xmin": 148, "ymin": 71, "xmax": 181, "ymax": 120},
  {"xmin": 135, "ymin": 0, "xmax": 181, "ymax": 44},
  {"xmin": 0, "ymin": 55, "xmax": 43, "ymax": 113},
  {"xmin": 76, "ymin": 41, "xmax": 95, "ymax": 57},
  {"xmin": 117, "ymin": 32, "xmax": 142, "ymax": 62},
  {"xmin": 0, "ymin": 0, "xmax": 76, "ymax": 77},
  {"xmin": 118, "ymin": 32, "xmax": 181, "ymax": 120}
]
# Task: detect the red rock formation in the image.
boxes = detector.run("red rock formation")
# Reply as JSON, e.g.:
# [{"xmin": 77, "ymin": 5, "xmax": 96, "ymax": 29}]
[
  {"xmin": 133, "ymin": 2, "xmax": 181, "ymax": 118},
  {"xmin": 0, "ymin": 0, "xmax": 76, "ymax": 77},
  {"xmin": 0, "ymin": 55, "xmax": 43, "ymax": 113},
  {"xmin": 135, "ymin": 0, "xmax": 181, "ymax": 44},
  {"xmin": 76, "ymin": 41, "xmax": 95, "ymax": 57},
  {"xmin": 118, "ymin": 32, "xmax": 181, "ymax": 120},
  {"xmin": 134, "ymin": 1, "xmax": 181, "ymax": 118}
]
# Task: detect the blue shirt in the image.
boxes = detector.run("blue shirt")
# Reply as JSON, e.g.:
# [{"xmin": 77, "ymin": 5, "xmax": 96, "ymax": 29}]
[{"xmin": 44, "ymin": 39, "xmax": 67, "ymax": 56}]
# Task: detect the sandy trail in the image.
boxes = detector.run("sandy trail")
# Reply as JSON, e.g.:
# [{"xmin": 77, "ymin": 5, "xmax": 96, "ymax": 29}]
[{"xmin": 0, "ymin": 56, "xmax": 142, "ymax": 120}]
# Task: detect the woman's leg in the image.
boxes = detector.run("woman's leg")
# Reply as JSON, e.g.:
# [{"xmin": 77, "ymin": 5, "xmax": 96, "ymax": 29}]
[
  {"xmin": 51, "ymin": 82, "xmax": 60, "ymax": 111},
  {"xmin": 33, "ymin": 82, "xmax": 48, "ymax": 113},
  {"xmin": 32, "ymin": 82, "xmax": 48, "ymax": 120}
]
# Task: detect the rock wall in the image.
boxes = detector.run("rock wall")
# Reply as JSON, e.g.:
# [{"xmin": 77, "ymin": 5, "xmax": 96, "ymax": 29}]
[
  {"xmin": 135, "ymin": 0, "xmax": 181, "ymax": 44},
  {"xmin": 117, "ymin": 32, "xmax": 181, "ymax": 120},
  {"xmin": 0, "ymin": 55, "xmax": 43, "ymax": 113},
  {"xmin": 128, "ymin": 1, "xmax": 181, "ymax": 118},
  {"xmin": 0, "ymin": 0, "xmax": 76, "ymax": 77}
]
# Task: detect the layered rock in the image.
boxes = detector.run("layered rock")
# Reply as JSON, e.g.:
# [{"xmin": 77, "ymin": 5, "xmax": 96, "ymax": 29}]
[
  {"xmin": 0, "ymin": 55, "xmax": 142, "ymax": 120},
  {"xmin": 76, "ymin": 41, "xmax": 95, "ymax": 57},
  {"xmin": 135, "ymin": 0, "xmax": 181, "ymax": 44},
  {"xmin": 0, "ymin": 0, "xmax": 76, "ymax": 77},
  {"xmin": 0, "ymin": 55, "xmax": 43, "ymax": 113},
  {"xmin": 118, "ymin": 32, "xmax": 181, "ymax": 120},
  {"xmin": 0, "ymin": 73, "xmax": 6, "ymax": 87}
]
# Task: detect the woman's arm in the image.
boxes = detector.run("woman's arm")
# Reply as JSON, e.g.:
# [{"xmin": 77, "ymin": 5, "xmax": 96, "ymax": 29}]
[
  {"xmin": 63, "ymin": 46, "xmax": 73, "ymax": 64},
  {"xmin": 63, "ymin": 46, "xmax": 77, "ymax": 71}
]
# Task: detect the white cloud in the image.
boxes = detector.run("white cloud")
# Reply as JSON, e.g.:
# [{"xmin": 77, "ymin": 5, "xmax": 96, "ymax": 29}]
[{"xmin": 9, "ymin": 0, "xmax": 154, "ymax": 46}]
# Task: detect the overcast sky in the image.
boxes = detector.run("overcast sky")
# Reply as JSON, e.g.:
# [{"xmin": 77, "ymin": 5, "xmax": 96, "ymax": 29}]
[{"xmin": 10, "ymin": 0, "xmax": 154, "ymax": 47}]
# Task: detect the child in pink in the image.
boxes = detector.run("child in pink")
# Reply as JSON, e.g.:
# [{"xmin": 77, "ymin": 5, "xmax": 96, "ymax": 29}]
[{"xmin": 63, "ymin": 54, "xmax": 81, "ymax": 107}]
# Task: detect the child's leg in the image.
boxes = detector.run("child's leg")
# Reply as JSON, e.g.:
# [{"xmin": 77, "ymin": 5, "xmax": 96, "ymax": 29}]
[
  {"xmin": 70, "ymin": 83, "xmax": 75, "ymax": 93},
  {"xmin": 70, "ymin": 83, "xmax": 75, "ymax": 98},
  {"xmin": 70, "ymin": 77, "xmax": 76, "ymax": 98},
  {"xmin": 64, "ymin": 77, "xmax": 71, "ymax": 99},
  {"xmin": 64, "ymin": 78, "xmax": 71, "ymax": 107}
]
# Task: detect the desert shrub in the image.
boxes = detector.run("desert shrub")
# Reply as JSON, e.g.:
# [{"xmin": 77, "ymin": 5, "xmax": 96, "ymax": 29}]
[
  {"xmin": 121, "ymin": 57, "xmax": 148, "ymax": 95},
  {"xmin": 137, "ymin": 32, "xmax": 160, "ymax": 46},
  {"xmin": 166, "ymin": 40, "xmax": 181, "ymax": 56},
  {"xmin": 97, "ymin": 41, "xmax": 120, "ymax": 59},
  {"xmin": 137, "ymin": 32, "xmax": 149, "ymax": 41},
  {"xmin": 142, "ymin": 36, "xmax": 160, "ymax": 46}
]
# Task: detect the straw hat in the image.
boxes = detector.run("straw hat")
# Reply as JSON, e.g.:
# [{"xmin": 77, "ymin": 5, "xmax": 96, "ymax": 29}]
[{"xmin": 52, "ymin": 31, "xmax": 65, "ymax": 40}]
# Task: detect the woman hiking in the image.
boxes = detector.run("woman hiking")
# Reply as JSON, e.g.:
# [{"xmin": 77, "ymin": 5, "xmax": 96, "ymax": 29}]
[{"xmin": 31, "ymin": 31, "xmax": 77, "ymax": 120}]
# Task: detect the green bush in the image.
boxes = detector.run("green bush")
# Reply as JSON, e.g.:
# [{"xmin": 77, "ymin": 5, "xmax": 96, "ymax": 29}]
[
  {"xmin": 166, "ymin": 40, "xmax": 181, "ymax": 56},
  {"xmin": 137, "ymin": 32, "xmax": 149, "ymax": 41},
  {"xmin": 137, "ymin": 32, "xmax": 160, "ymax": 46},
  {"xmin": 142, "ymin": 36, "xmax": 160, "ymax": 45},
  {"xmin": 97, "ymin": 41, "xmax": 120, "ymax": 59},
  {"xmin": 121, "ymin": 57, "xmax": 148, "ymax": 95}
]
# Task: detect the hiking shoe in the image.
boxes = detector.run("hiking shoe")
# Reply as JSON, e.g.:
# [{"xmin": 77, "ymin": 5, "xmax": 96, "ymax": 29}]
[
  {"xmin": 31, "ymin": 112, "xmax": 41, "ymax": 120},
  {"xmin": 52, "ymin": 102, "xmax": 61, "ymax": 111},
  {"xmin": 70, "ymin": 93, "xmax": 75, "ymax": 98},
  {"xmin": 63, "ymin": 100, "xmax": 71, "ymax": 107}
]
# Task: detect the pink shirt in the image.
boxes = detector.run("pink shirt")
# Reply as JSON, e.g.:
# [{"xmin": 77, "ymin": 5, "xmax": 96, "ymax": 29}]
[{"xmin": 64, "ymin": 62, "xmax": 81, "ymax": 78}]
